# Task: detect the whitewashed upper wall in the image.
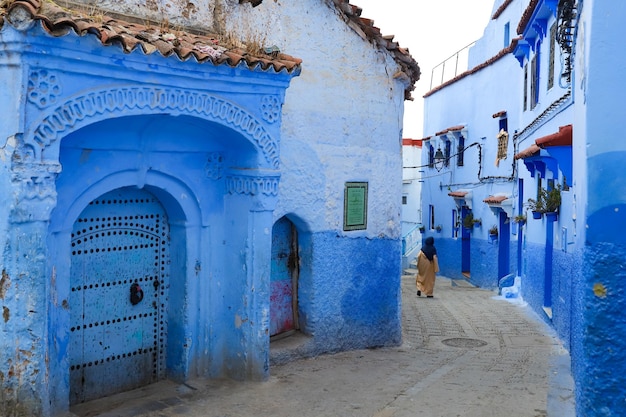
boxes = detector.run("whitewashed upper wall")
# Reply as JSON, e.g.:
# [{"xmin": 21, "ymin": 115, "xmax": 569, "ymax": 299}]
[{"xmin": 65, "ymin": 0, "xmax": 408, "ymax": 238}]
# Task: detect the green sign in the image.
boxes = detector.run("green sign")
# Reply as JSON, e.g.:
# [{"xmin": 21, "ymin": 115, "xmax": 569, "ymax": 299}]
[{"xmin": 344, "ymin": 182, "xmax": 368, "ymax": 231}]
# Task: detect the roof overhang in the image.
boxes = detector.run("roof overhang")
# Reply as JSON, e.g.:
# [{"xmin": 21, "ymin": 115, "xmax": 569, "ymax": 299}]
[
  {"xmin": 448, "ymin": 189, "xmax": 473, "ymax": 209},
  {"xmin": 483, "ymin": 195, "xmax": 514, "ymax": 217},
  {"xmin": 515, "ymin": 125, "xmax": 572, "ymax": 183}
]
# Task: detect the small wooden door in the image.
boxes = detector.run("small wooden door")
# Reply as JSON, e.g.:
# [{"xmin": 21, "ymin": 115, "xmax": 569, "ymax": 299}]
[
  {"xmin": 270, "ymin": 217, "xmax": 299, "ymax": 337},
  {"xmin": 69, "ymin": 187, "xmax": 169, "ymax": 404}
]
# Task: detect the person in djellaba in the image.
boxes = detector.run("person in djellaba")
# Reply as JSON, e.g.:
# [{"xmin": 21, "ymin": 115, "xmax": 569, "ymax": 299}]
[{"xmin": 416, "ymin": 236, "xmax": 439, "ymax": 298}]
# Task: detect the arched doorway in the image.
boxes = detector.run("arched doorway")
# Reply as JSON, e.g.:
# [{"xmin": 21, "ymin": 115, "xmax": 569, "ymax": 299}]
[
  {"xmin": 68, "ymin": 187, "xmax": 170, "ymax": 404},
  {"xmin": 270, "ymin": 217, "xmax": 300, "ymax": 338}
]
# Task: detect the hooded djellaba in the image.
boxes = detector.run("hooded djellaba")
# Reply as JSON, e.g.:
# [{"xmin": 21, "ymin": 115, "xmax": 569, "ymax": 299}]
[{"xmin": 416, "ymin": 237, "xmax": 440, "ymax": 298}]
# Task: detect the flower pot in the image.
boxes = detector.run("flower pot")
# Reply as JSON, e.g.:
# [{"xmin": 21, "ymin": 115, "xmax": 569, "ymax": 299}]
[
  {"xmin": 488, "ymin": 233, "xmax": 498, "ymax": 243},
  {"xmin": 545, "ymin": 212, "xmax": 558, "ymax": 222},
  {"xmin": 532, "ymin": 211, "xmax": 543, "ymax": 220}
]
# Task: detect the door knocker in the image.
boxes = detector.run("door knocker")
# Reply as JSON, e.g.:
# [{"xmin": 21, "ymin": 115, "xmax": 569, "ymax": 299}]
[{"xmin": 130, "ymin": 282, "xmax": 144, "ymax": 305}]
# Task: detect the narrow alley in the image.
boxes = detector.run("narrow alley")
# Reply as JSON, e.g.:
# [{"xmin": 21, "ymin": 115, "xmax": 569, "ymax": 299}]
[{"xmin": 70, "ymin": 273, "xmax": 575, "ymax": 417}]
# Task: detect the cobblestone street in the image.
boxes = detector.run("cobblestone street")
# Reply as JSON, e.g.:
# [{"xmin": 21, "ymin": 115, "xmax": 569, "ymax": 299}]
[{"xmin": 71, "ymin": 275, "xmax": 575, "ymax": 417}]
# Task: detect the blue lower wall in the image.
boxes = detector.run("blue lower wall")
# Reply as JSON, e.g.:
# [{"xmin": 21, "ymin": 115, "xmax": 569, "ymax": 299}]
[
  {"xmin": 424, "ymin": 234, "xmax": 514, "ymax": 290},
  {"xmin": 298, "ymin": 232, "xmax": 402, "ymax": 353}
]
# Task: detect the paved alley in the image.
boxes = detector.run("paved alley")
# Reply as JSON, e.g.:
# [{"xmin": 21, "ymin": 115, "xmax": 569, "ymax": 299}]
[{"xmin": 70, "ymin": 275, "xmax": 575, "ymax": 417}]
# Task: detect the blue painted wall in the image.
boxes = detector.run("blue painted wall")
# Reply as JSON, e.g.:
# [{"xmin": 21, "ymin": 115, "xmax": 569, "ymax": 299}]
[
  {"xmin": 573, "ymin": 0, "xmax": 626, "ymax": 409},
  {"xmin": 421, "ymin": 0, "xmax": 626, "ymax": 414},
  {"xmin": 0, "ymin": 0, "xmax": 411, "ymax": 413}
]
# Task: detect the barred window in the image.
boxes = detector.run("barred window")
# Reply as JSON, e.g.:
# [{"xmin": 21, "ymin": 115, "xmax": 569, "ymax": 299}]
[{"xmin": 548, "ymin": 23, "xmax": 557, "ymax": 90}]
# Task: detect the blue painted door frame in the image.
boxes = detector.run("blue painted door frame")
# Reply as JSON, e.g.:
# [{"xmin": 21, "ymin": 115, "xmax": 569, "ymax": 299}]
[
  {"xmin": 461, "ymin": 206, "xmax": 471, "ymax": 274},
  {"xmin": 498, "ymin": 211, "xmax": 511, "ymax": 280}
]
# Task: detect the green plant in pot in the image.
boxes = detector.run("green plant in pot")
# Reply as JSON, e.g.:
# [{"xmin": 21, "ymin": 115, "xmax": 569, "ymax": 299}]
[
  {"xmin": 462, "ymin": 212, "xmax": 474, "ymax": 229},
  {"xmin": 514, "ymin": 214, "xmax": 527, "ymax": 225},
  {"xmin": 526, "ymin": 196, "xmax": 545, "ymax": 219},
  {"xmin": 544, "ymin": 184, "xmax": 562, "ymax": 217},
  {"xmin": 488, "ymin": 225, "xmax": 498, "ymax": 236}
]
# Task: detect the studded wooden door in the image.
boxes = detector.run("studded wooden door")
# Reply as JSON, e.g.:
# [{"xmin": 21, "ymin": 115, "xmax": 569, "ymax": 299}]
[{"xmin": 69, "ymin": 188, "xmax": 170, "ymax": 404}]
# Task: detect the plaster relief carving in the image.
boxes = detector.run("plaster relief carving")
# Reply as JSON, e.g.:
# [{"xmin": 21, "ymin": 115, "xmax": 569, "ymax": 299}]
[
  {"xmin": 260, "ymin": 95, "xmax": 281, "ymax": 123},
  {"xmin": 30, "ymin": 87, "xmax": 280, "ymax": 168},
  {"xmin": 205, "ymin": 152, "xmax": 224, "ymax": 179},
  {"xmin": 28, "ymin": 69, "xmax": 61, "ymax": 109},
  {"xmin": 226, "ymin": 175, "xmax": 279, "ymax": 196}
]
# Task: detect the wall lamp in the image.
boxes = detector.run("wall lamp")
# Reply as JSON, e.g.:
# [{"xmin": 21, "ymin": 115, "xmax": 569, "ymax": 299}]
[{"xmin": 434, "ymin": 147, "xmax": 446, "ymax": 172}]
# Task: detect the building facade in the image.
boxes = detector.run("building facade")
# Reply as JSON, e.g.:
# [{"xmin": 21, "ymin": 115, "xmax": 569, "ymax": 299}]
[
  {"xmin": 421, "ymin": 0, "xmax": 626, "ymax": 414},
  {"xmin": 0, "ymin": 1, "xmax": 419, "ymax": 415}
]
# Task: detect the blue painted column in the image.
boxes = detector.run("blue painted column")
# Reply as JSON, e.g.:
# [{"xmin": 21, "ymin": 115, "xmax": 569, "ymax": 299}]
[{"xmin": 1, "ymin": 161, "xmax": 60, "ymax": 417}]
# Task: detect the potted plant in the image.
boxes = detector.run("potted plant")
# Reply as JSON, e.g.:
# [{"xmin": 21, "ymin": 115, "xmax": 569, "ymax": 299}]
[
  {"xmin": 514, "ymin": 214, "xmax": 527, "ymax": 225},
  {"xmin": 462, "ymin": 212, "xmax": 475, "ymax": 229},
  {"xmin": 488, "ymin": 224, "xmax": 498, "ymax": 243},
  {"xmin": 463, "ymin": 213, "xmax": 482, "ymax": 230},
  {"xmin": 435, "ymin": 225, "xmax": 442, "ymax": 233},
  {"xmin": 418, "ymin": 224, "xmax": 426, "ymax": 233},
  {"xmin": 544, "ymin": 184, "xmax": 562, "ymax": 221},
  {"xmin": 526, "ymin": 196, "xmax": 545, "ymax": 219}
]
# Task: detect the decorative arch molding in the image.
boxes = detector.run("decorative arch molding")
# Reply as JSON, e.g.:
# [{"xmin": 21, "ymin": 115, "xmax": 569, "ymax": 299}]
[{"xmin": 29, "ymin": 86, "xmax": 280, "ymax": 169}]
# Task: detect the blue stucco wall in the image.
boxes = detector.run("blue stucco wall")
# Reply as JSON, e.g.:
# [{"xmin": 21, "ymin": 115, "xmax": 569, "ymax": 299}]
[
  {"xmin": 573, "ymin": 0, "xmax": 626, "ymax": 413},
  {"xmin": 297, "ymin": 232, "xmax": 402, "ymax": 352},
  {"xmin": 0, "ymin": 1, "xmax": 409, "ymax": 413}
]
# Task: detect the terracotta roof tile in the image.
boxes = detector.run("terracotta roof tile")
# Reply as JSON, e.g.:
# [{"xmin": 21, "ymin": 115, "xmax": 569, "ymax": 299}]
[
  {"xmin": 514, "ymin": 144, "xmax": 541, "ymax": 160},
  {"xmin": 492, "ymin": 0, "xmax": 514, "ymax": 20},
  {"xmin": 483, "ymin": 195, "xmax": 508, "ymax": 204},
  {"xmin": 515, "ymin": 125, "xmax": 573, "ymax": 160},
  {"xmin": 536, "ymin": 125, "xmax": 573, "ymax": 148},
  {"xmin": 2, "ymin": 0, "xmax": 302, "ymax": 74},
  {"xmin": 492, "ymin": 110, "xmax": 507, "ymax": 118},
  {"xmin": 517, "ymin": 0, "xmax": 540, "ymax": 35},
  {"xmin": 435, "ymin": 125, "xmax": 465, "ymax": 136},
  {"xmin": 424, "ymin": 38, "xmax": 520, "ymax": 98},
  {"xmin": 334, "ymin": 0, "xmax": 420, "ymax": 100},
  {"xmin": 402, "ymin": 138, "xmax": 423, "ymax": 147},
  {"xmin": 448, "ymin": 191, "xmax": 468, "ymax": 198},
  {"xmin": 3, "ymin": 0, "xmax": 419, "ymax": 98}
]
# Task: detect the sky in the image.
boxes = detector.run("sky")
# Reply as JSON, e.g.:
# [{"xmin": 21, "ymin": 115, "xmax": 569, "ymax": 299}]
[{"xmin": 354, "ymin": 0, "xmax": 495, "ymax": 139}]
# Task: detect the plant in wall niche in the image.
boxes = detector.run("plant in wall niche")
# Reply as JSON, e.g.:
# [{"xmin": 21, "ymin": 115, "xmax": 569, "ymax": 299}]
[{"xmin": 488, "ymin": 224, "xmax": 498, "ymax": 243}]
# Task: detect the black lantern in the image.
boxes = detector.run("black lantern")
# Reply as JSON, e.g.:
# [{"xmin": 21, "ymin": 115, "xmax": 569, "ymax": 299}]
[{"xmin": 434, "ymin": 147, "xmax": 446, "ymax": 172}]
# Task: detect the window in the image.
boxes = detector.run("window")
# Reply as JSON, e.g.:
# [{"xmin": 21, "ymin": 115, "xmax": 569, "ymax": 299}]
[
  {"xmin": 444, "ymin": 140, "xmax": 451, "ymax": 167},
  {"xmin": 504, "ymin": 22, "xmax": 510, "ymax": 48},
  {"xmin": 429, "ymin": 205, "xmax": 435, "ymax": 230},
  {"xmin": 402, "ymin": 195, "xmax": 407, "ymax": 205},
  {"xmin": 499, "ymin": 117, "xmax": 508, "ymax": 132},
  {"xmin": 523, "ymin": 64, "xmax": 528, "ymax": 111},
  {"xmin": 428, "ymin": 144, "xmax": 435, "ymax": 168},
  {"xmin": 457, "ymin": 135, "xmax": 465, "ymax": 167},
  {"xmin": 530, "ymin": 41, "xmax": 541, "ymax": 110},
  {"xmin": 452, "ymin": 209, "xmax": 459, "ymax": 239},
  {"xmin": 548, "ymin": 23, "xmax": 557, "ymax": 90}
]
